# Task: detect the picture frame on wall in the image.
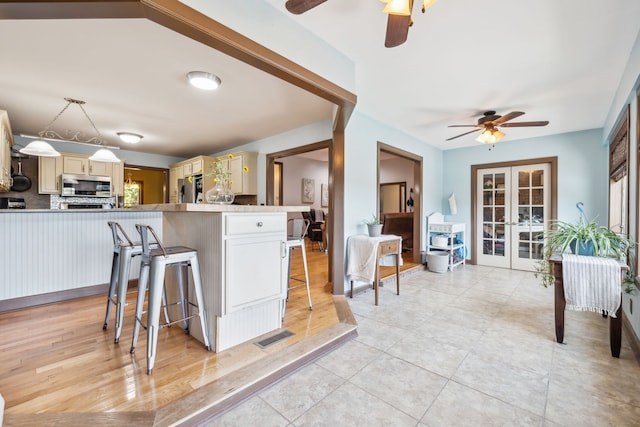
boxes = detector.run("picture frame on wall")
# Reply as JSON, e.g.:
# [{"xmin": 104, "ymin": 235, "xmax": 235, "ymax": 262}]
[
  {"xmin": 321, "ymin": 183, "xmax": 329, "ymax": 207},
  {"xmin": 302, "ymin": 178, "xmax": 314, "ymax": 203}
]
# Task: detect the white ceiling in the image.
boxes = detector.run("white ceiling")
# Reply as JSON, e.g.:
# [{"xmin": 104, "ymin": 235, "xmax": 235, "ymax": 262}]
[
  {"xmin": 267, "ymin": 0, "xmax": 640, "ymax": 149},
  {"xmin": 0, "ymin": 18, "xmax": 333, "ymax": 158},
  {"xmin": 1, "ymin": 1, "xmax": 640, "ymax": 159}
]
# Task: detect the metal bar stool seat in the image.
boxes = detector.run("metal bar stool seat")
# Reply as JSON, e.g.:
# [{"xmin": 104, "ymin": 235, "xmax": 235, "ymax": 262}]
[
  {"xmin": 130, "ymin": 224, "xmax": 211, "ymax": 374},
  {"xmin": 103, "ymin": 221, "xmax": 169, "ymax": 343},
  {"xmin": 283, "ymin": 218, "xmax": 313, "ymax": 318}
]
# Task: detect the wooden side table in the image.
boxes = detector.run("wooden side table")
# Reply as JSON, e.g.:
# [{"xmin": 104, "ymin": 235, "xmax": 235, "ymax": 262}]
[
  {"xmin": 550, "ymin": 255, "xmax": 627, "ymax": 357},
  {"xmin": 347, "ymin": 234, "xmax": 401, "ymax": 305}
]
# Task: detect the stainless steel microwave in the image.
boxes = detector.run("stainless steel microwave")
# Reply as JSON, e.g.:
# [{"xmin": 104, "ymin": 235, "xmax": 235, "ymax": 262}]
[{"xmin": 61, "ymin": 174, "xmax": 112, "ymax": 197}]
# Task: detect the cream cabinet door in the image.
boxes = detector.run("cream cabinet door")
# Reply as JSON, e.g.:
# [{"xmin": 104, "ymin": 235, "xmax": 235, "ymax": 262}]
[
  {"xmin": 38, "ymin": 156, "xmax": 63, "ymax": 194},
  {"xmin": 1, "ymin": 110, "xmax": 14, "ymax": 191},
  {"xmin": 169, "ymin": 167, "xmax": 179, "ymax": 202},
  {"xmin": 88, "ymin": 160, "xmax": 111, "ymax": 176},
  {"xmin": 63, "ymin": 156, "xmax": 88, "ymax": 174},
  {"xmin": 111, "ymin": 161, "xmax": 124, "ymax": 196}
]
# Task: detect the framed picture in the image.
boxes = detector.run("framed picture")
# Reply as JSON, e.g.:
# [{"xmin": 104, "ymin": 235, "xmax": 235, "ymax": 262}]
[
  {"xmin": 302, "ymin": 178, "xmax": 314, "ymax": 203},
  {"xmin": 321, "ymin": 183, "xmax": 329, "ymax": 207}
]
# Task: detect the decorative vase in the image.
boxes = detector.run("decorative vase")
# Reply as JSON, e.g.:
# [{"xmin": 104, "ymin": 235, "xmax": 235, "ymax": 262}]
[
  {"xmin": 205, "ymin": 175, "xmax": 235, "ymax": 204},
  {"xmin": 367, "ymin": 224, "xmax": 383, "ymax": 237},
  {"xmin": 570, "ymin": 239, "xmax": 594, "ymax": 256}
]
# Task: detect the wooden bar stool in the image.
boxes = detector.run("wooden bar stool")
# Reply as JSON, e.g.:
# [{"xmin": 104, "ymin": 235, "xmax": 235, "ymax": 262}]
[
  {"xmin": 130, "ymin": 224, "xmax": 211, "ymax": 374},
  {"xmin": 103, "ymin": 221, "xmax": 170, "ymax": 343}
]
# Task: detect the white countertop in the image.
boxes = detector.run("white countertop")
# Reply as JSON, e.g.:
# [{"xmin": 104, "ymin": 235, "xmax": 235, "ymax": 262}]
[
  {"xmin": 0, "ymin": 203, "xmax": 309, "ymax": 213},
  {"xmin": 136, "ymin": 203, "xmax": 309, "ymax": 213}
]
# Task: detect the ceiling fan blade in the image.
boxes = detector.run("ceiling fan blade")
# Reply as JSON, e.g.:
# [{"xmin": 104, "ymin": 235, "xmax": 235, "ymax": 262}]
[
  {"xmin": 285, "ymin": 0, "xmax": 328, "ymax": 14},
  {"xmin": 500, "ymin": 121, "xmax": 549, "ymax": 127},
  {"xmin": 492, "ymin": 111, "xmax": 524, "ymax": 125},
  {"xmin": 446, "ymin": 129, "xmax": 481, "ymax": 141},
  {"xmin": 448, "ymin": 125, "xmax": 479, "ymax": 128},
  {"xmin": 384, "ymin": 9, "xmax": 412, "ymax": 48}
]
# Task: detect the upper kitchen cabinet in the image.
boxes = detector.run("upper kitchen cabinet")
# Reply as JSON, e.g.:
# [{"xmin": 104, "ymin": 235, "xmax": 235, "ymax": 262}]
[
  {"xmin": 220, "ymin": 151, "xmax": 257, "ymax": 195},
  {"xmin": 39, "ymin": 151, "xmax": 122, "ymax": 195},
  {"xmin": 0, "ymin": 110, "xmax": 15, "ymax": 192},
  {"xmin": 63, "ymin": 155, "xmax": 112, "ymax": 176},
  {"xmin": 38, "ymin": 156, "xmax": 63, "ymax": 194},
  {"xmin": 111, "ymin": 161, "xmax": 124, "ymax": 196}
]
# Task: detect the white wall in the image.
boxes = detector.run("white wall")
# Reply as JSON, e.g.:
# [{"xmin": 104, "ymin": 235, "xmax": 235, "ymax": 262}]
[
  {"xmin": 279, "ymin": 156, "xmax": 328, "ymax": 209},
  {"xmin": 380, "ymin": 156, "xmax": 414, "ymax": 190}
]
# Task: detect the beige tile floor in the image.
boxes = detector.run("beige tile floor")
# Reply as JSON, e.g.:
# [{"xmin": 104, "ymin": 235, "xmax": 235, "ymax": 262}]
[{"xmin": 205, "ymin": 264, "xmax": 640, "ymax": 426}]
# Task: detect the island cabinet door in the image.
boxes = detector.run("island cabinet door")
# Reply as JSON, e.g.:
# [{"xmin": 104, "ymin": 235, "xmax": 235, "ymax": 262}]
[{"xmin": 224, "ymin": 234, "xmax": 286, "ymax": 314}]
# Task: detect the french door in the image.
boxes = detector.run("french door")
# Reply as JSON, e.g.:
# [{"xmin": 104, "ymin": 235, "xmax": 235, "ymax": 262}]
[{"xmin": 476, "ymin": 163, "xmax": 550, "ymax": 271}]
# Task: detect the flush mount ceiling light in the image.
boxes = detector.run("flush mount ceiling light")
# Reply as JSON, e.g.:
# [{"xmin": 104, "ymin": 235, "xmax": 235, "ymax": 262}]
[
  {"xmin": 19, "ymin": 97, "xmax": 120, "ymax": 162},
  {"xmin": 117, "ymin": 132, "xmax": 143, "ymax": 144},
  {"xmin": 187, "ymin": 71, "xmax": 222, "ymax": 90}
]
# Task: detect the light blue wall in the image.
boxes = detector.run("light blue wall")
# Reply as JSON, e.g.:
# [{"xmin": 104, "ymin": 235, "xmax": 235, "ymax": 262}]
[
  {"xmin": 442, "ymin": 129, "xmax": 609, "ymax": 239},
  {"xmin": 346, "ymin": 111, "xmax": 443, "ymax": 252}
]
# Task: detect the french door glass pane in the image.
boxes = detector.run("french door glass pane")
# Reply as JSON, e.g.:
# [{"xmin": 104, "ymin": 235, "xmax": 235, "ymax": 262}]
[
  {"xmin": 482, "ymin": 173, "xmax": 506, "ymax": 258},
  {"xmin": 516, "ymin": 169, "xmax": 545, "ymax": 260}
]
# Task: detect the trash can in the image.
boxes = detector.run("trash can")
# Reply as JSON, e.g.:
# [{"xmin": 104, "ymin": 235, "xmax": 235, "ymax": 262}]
[{"xmin": 427, "ymin": 251, "xmax": 449, "ymax": 273}]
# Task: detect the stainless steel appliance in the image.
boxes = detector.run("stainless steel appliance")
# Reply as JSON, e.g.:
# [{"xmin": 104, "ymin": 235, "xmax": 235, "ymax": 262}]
[
  {"xmin": 0, "ymin": 197, "xmax": 26, "ymax": 209},
  {"xmin": 178, "ymin": 174, "xmax": 203, "ymax": 203},
  {"xmin": 61, "ymin": 174, "xmax": 111, "ymax": 197}
]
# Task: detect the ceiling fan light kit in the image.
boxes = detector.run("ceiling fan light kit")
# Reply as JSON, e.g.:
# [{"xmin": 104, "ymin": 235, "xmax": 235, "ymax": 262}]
[
  {"xmin": 19, "ymin": 97, "xmax": 120, "ymax": 162},
  {"xmin": 382, "ymin": 0, "xmax": 412, "ymax": 16},
  {"xmin": 187, "ymin": 71, "xmax": 222, "ymax": 91}
]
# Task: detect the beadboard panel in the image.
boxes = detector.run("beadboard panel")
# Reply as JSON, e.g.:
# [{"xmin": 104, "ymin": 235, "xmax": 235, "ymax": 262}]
[{"xmin": 0, "ymin": 211, "xmax": 162, "ymax": 301}]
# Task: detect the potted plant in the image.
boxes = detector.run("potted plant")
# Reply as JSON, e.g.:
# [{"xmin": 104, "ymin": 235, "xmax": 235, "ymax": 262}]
[
  {"xmin": 535, "ymin": 214, "xmax": 633, "ymax": 288},
  {"xmin": 365, "ymin": 213, "xmax": 383, "ymax": 237}
]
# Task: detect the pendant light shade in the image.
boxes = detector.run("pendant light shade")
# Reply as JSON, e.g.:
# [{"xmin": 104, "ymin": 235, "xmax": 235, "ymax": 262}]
[
  {"xmin": 89, "ymin": 148, "xmax": 121, "ymax": 163},
  {"xmin": 19, "ymin": 140, "xmax": 61, "ymax": 157}
]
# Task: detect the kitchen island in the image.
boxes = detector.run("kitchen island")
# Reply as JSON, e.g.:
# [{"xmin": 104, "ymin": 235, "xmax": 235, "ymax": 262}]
[
  {"xmin": 139, "ymin": 203, "xmax": 308, "ymax": 351},
  {"xmin": 1, "ymin": 204, "xmax": 307, "ymax": 352}
]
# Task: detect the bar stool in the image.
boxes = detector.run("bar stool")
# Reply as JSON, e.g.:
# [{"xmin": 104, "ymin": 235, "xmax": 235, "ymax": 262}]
[
  {"xmin": 130, "ymin": 224, "xmax": 211, "ymax": 374},
  {"xmin": 103, "ymin": 221, "xmax": 170, "ymax": 343},
  {"xmin": 283, "ymin": 218, "xmax": 313, "ymax": 318}
]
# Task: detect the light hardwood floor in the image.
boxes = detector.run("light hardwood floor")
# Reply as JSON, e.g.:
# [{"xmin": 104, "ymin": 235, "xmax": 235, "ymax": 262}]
[{"xmin": 0, "ymin": 239, "xmax": 422, "ymax": 426}]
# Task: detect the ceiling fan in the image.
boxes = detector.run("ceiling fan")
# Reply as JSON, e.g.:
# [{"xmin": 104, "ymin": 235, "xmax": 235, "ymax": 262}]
[
  {"xmin": 284, "ymin": 0, "xmax": 437, "ymax": 48},
  {"xmin": 446, "ymin": 111, "xmax": 550, "ymax": 144}
]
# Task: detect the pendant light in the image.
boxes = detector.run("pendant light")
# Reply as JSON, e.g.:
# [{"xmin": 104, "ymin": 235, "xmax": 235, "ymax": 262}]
[{"xmin": 19, "ymin": 97, "xmax": 120, "ymax": 162}]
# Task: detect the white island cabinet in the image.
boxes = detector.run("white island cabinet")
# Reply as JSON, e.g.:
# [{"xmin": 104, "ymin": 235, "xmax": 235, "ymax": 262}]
[{"xmin": 141, "ymin": 204, "xmax": 305, "ymax": 352}]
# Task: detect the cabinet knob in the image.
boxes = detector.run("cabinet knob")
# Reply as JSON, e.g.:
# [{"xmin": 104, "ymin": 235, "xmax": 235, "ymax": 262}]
[{"xmin": 256, "ymin": 221, "xmax": 263, "ymax": 227}]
